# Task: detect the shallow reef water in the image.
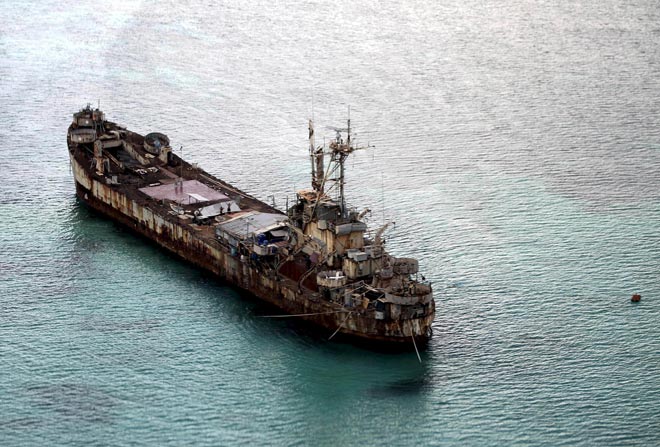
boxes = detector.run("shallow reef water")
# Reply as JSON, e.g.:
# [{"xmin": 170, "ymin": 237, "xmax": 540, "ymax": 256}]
[{"xmin": 1, "ymin": 0, "xmax": 659, "ymax": 445}]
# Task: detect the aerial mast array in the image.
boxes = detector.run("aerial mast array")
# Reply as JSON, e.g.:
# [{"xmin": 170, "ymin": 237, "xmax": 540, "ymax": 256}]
[{"xmin": 309, "ymin": 108, "xmax": 367, "ymax": 218}]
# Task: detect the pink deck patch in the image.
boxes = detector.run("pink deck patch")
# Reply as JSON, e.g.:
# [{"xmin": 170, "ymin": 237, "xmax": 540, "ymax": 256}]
[{"xmin": 139, "ymin": 180, "xmax": 228, "ymax": 204}]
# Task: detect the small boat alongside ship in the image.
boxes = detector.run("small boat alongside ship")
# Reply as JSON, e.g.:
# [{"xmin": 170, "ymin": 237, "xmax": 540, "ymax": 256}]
[{"xmin": 67, "ymin": 105, "xmax": 435, "ymax": 347}]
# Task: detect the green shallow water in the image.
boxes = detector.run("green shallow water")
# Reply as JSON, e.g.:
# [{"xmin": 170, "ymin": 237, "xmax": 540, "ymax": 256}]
[{"xmin": 2, "ymin": 0, "xmax": 660, "ymax": 445}]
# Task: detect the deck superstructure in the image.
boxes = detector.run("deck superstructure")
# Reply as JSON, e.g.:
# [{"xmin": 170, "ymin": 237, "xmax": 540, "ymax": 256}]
[{"xmin": 67, "ymin": 105, "xmax": 435, "ymax": 346}]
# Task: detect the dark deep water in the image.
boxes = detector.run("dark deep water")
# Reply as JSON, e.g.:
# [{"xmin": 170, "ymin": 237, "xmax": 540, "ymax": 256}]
[{"xmin": 2, "ymin": 1, "xmax": 659, "ymax": 445}]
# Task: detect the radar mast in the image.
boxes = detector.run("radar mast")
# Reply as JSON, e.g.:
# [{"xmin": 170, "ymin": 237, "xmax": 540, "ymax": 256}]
[{"xmin": 309, "ymin": 107, "xmax": 367, "ymax": 218}]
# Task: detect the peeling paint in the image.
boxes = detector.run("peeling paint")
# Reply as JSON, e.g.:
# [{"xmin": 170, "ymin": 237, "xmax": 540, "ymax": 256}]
[{"xmin": 67, "ymin": 107, "xmax": 435, "ymax": 346}]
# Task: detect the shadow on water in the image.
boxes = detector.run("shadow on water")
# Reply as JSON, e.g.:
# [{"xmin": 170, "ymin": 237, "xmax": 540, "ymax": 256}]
[
  {"xmin": 62, "ymin": 198, "xmax": 112, "ymax": 254},
  {"xmin": 365, "ymin": 371, "xmax": 434, "ymax": 398},
  {"xmin": 67, "ymin": 198, "xmax": 202, "ymax": 273},
  {"xmin": 69, "ymin": 198, "xmax": 439, "ymax": 390}
]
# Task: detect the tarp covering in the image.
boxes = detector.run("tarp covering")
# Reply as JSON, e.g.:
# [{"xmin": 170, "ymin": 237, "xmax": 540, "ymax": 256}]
[
  {"xmin": 196, "ymin": 201, "xmax": 240, "ymax": 219},
  {"xmin": 216, "ymin": 212, "xmax": 286, "ymax": 240}
]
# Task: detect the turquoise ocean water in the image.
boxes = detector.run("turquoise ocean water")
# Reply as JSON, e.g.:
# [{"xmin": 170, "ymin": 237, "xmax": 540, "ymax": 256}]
[{"xmin": 1, "ymin": 1, "xmax": 659, "ymax": 445}]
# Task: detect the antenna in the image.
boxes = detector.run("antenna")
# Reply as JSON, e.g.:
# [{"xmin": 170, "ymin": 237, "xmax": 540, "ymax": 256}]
[
  {"xmin": 328, "ymin": 107, "xmax": 368, "ymax": 218},
  {"xmin": 305, "ymin": 108, "xmax": 373, "ymax": 220},
  {"xmin": 348, "ymin": 105, "xmax": 351, "ymax": 145}
]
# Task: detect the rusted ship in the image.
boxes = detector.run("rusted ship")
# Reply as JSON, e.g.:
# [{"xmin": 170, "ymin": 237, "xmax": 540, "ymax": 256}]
[{"xmin": 67, "ymin": 105, "xmax": 435, "ymax": 347}]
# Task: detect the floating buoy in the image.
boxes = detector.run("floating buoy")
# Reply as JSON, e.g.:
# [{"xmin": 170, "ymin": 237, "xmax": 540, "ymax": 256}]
[{"xmin": 631, "ymin": 294, "xmax": 641, "ymax": 302}]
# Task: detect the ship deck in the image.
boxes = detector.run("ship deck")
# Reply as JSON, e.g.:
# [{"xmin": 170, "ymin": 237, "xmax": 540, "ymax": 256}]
[
  {"xmin": 67, "ymin": 115, "xmax": 435, "ymax": 346},
  {"xmin": 73, "ymin": 123, "xmax": 283, "ymax": 248}
]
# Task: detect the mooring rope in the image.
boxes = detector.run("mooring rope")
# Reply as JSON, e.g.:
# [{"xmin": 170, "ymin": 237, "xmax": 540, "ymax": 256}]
[
  {"xmin": 401, "ymin": 320, "xmax": 422, "ymax": 364},
  {"xmin": 328, "ymin": 311, "xmax": 353, "ymax": 341},
  {"xmin": 411, "ymin": 333, "xmax": 422, "ymax": 364}
]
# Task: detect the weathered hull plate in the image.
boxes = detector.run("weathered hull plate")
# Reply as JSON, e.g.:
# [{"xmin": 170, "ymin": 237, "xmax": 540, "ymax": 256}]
[{"xmin": 70, "ymin": 153, "xmax": 433, "ymax": 347}]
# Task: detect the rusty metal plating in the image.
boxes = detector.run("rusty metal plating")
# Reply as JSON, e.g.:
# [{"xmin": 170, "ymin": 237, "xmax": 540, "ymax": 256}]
[{"xmin": 67, "ymin": 105, "xmax": 435, "ymax": 347}]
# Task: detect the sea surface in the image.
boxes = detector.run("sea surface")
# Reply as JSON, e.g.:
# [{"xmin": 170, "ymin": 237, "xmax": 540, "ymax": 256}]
[{"xmin": 1, "ymin": 1, "xmax": 659, "ymax": 445}]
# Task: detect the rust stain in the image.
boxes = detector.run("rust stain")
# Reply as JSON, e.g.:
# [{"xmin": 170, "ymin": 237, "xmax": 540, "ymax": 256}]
[{"xmin": 67, "ymin": 105, "xmax": 436, "ymax": 346}]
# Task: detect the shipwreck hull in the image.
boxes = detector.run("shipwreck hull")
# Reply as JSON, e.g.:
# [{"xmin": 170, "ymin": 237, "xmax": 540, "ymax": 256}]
[{"xmin": 69, "ymin": 153, "xmax": 433, "ymax": 346}]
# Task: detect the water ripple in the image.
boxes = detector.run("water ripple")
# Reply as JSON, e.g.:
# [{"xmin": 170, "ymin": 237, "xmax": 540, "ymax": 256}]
[{"xmin": 2, "ymin": 0, "xmax": 660, "ymax": 446}]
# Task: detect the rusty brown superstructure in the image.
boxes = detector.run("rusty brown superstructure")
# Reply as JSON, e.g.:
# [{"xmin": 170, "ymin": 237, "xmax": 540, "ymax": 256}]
[{"xmin": 67, "ymin": 105, "xmax": 435, "ymax": 347}]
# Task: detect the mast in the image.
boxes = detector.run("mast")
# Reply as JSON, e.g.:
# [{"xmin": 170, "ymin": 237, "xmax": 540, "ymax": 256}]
[
  {"xmin": 307, "ymin": 108, "xmax": 367, "ymax": 219},
  {"xmin": 334, "ymin": 108, "xmax": 354, "ymax": 218},
  {"xmin": 309, "ymin": 119, "xmax": 324, "ymax": 194},
  {"xmin": 339, "ymin": 113, "xmax": 351, "ymax": 218},
  {"xmin": 338, "ymin": 149, "xmax": 347, "ymax": 218}
]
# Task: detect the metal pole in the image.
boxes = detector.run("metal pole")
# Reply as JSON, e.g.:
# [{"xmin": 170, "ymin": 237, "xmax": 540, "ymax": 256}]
[{"xmin": 339, "ymin": 154, "xmax": 345, "ymax": 217}]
